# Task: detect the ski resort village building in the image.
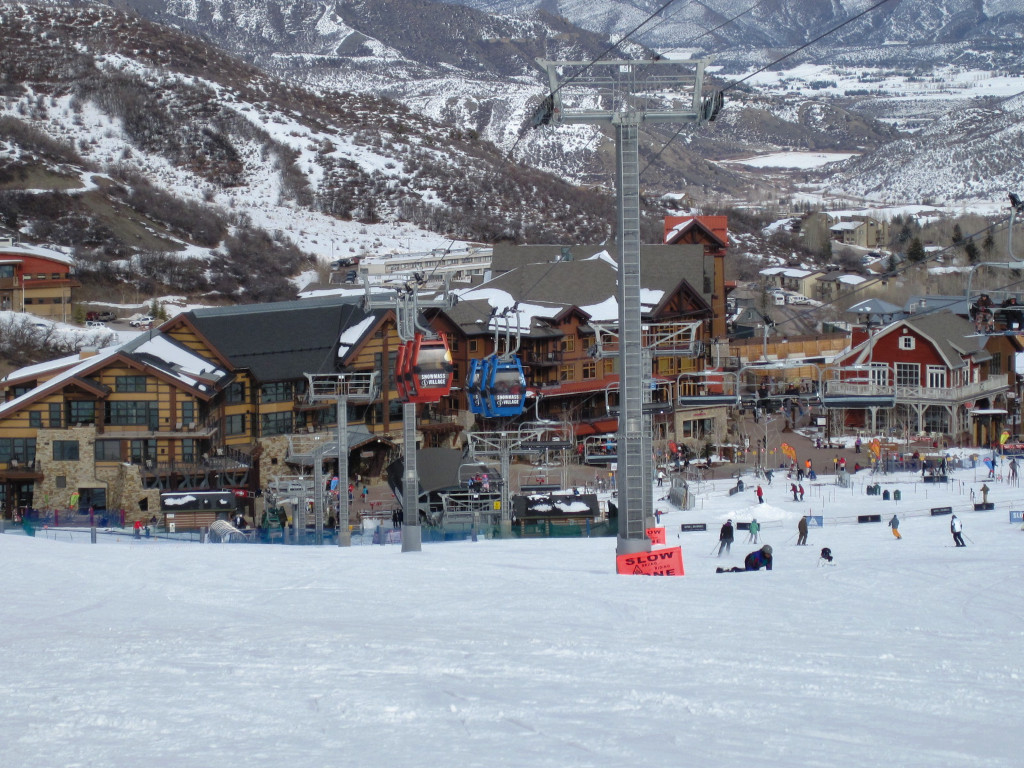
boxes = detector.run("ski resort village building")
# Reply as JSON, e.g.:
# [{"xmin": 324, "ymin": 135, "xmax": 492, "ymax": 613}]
[
  {"xmin": 829, "ymin": 313, "xmax": 1021, "ymax": 445},
  {"xmin": 0, "ymin": 236, "xmax": 79, "ymax": 321}
]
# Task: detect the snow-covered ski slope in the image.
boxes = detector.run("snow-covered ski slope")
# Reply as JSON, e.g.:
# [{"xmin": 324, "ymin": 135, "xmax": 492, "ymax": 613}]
[{"xmin": 1, "ymin": 465, "xmax": 1021, "ymax": 767}]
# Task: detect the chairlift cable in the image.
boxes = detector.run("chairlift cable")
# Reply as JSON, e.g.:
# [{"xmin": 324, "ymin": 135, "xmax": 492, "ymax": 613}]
[{"xmin": 639, "ymin": 0, "xmax": 896, "ymax": 177}]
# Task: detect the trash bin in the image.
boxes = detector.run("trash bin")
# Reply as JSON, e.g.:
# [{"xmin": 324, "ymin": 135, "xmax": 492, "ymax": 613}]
[
  {"xmin": 882, "ymin": 489, "xmax": 890, "ymax": 500},
  {"xmin": 893, "ymin": 490, "xmax": 901, "ymax": 501},
  {"xmin": 737, "ymin": 479, "xmax": 744, "ymax": 492}
]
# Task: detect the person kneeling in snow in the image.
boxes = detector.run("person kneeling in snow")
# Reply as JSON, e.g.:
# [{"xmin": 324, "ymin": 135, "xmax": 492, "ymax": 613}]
[{"xmin": 717, "ymin": 545, "xmax": 773, "ymax": 573}]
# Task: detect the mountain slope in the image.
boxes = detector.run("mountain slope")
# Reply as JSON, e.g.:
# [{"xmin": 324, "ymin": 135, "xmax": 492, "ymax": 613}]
[{"xmin": 0, "ymin": 1, "xmax": 622, "ymax": 301}]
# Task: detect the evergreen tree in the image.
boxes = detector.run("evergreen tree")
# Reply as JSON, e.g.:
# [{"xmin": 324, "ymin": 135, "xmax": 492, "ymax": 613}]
[
  {"xmin": 964, "ymin": 239, "xmax": 979, "ymax": 264},
  {"xmin": 907, "ymin": 237, "xmax": 926, "ymax": 263},
  {"xmin": 982, "ymin": 230, "xmax": 995, "ymax": 258},
  {"xmin": 952, "ymin": 223, "xmax": 963, "ymax": 246}
]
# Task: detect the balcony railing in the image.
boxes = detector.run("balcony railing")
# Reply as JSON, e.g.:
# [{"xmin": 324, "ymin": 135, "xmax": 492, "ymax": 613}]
[
  {"xmin": 825, "ymin": 377, "xmax": 1008, "ymax": 404},
  {"xmin": 523, "ymin": 350, "xmax": 563, "ymax": 366}
]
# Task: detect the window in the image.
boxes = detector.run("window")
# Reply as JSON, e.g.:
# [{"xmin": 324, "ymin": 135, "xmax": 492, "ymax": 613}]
[
  {"xmin": 225, "ymin": 413, "xmax": 246, "ymax": 435},
  {"xmin": 68, "ymin": 401, "xmax": 96, "ymax": 425},
  {"xmin": 681, "ymin": 418, "xmax": 714, "ymax": 439},
  {"xmin": 53, "ymin": 440, "xmax": 79, "ymax": 461},
  {"xmin": 129, "ymin": 439, "xmax": 157, "ymax": 464},
  {"xmin": 899, "ymin": 335, "xmax": 915, "ymax": 350},
  {"xmin": 926, "ymin": 366, "xmax": 946, "ymax": 389},
  {"xmin": 181, "ymin": 439, "xmax": 196, "ymax": 463},
  {"xmin": 869, "ymin": 364, "xmax": 889, "ymax": 386},
  {"xmin": 0, "ymin": 265, "xmax": 14, "ymax": 278},
  {"xmin": 95, "ymin": 440, "xmax": 121, "ymax": 461},
  {"xmin": 990, "ymin": 353, "xmax": 1002, "ymax": 376},
  {"xmin": 260, "ymin": 382, "xmax": 293, "ymax": 403},
  {"xmin": 582, "ymin": 361, "xmax": 596, "ymax": 379},
  {"xmin": 56, "ymin": 476, "xmax": 67, "ymax": 489},
  {"xmin": 0, "ymin": 437, "xmax": 36, "ymax": 465},
  {"xmin": 116, "ymin": 376, "xmax": 148, "ymax": 393},
  {"xmin": 48, "ymin": 402, "xmax": 61, "ymax": 428},
  {"xmin": 468, "ymin": 339, "xmax": 479, "ymax": 353},
  {"xmin": 106, "ymin": 401, "xmax": 159, "ymax": 427},
  {"xmin": 261, "ymin": 411, "xmax": 293, "ymax": 436},
  {"xmin": 180, "ymin": 401, "xmax": 195, "ymax": 426},
  {"xmin": 562, "ymin": 338, "xmax": 575, "ymax": 353},
  {"xmin": 226, "ymin": 382, "xmax": 246, "ymax": 404},
  {"xmin": 29, "ymin": 411, "xmax": 42, "ymax": 428},
  {"xmin": 895, "ymin": 362, "xmax": 920, "ymax": 388},
  {"xmin": 559, "ymin": 365, "xmax": 573, "ymax": 382}
]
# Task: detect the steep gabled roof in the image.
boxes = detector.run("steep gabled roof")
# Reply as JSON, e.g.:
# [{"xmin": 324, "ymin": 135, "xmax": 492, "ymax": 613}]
[
  {"xmin": 455, "ymin": 245, "xmax": 709, "ymax": 330},
  {"xmin": 174, "ymin": 297, "xmax": 387, "ymax": 382},
  {"xmin": 841, "ymin": 313, "xmax": 981, "ymax": 370}
]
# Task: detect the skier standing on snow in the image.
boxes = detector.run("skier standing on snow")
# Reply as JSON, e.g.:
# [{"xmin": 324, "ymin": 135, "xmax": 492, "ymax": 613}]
[
  {"xmin": 951, "ymin": 514, "xmax": 966, "ymax": 547},
  {"xmin": 748, "ymin": 518, "xmax": 760, "ymax": 543},
  {"xmin": 756, "ymin": 485, "xmax": 764, "ymax": 504},
  {"xmin": 889, "ymin": 513, "xmax": 902, "ymax": 540},
  {"xmin": 798, "ymin": 483, "xmax": 805, "ymax": 501},
  {"xmin": 791, "ymin": 483, "xmax": 799, "ymax": 502},
  {"xmin": 797, "ymin": 515, "xmax": 808, "ymax": 546},
  {"xmin": 718, "ymin": 519, "xmax": 734, "ymax": 556}
]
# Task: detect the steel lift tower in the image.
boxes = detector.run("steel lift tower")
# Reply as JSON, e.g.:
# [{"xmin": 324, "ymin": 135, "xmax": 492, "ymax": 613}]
[
  {"xmin": 365, "ymin": 281, "xmax": 455, "ymax": 552},
  {"xmin": 534, "ymin": 57, "xmax": 717, "ymax": 558}
]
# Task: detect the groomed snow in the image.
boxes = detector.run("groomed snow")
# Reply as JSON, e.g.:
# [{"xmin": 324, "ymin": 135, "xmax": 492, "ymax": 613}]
[{"xmin": 1, "ymin": 463, "xmax": 1021, "ymax": 767}]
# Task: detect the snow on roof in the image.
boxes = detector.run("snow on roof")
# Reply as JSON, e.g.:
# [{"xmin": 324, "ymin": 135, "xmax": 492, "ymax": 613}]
[
  {"xmin": 134, "ymin": 335, "xmax": 226, "ymax": 390},
  {"xmin": 1, "ymin": 350, "xmax": 85, "ymax": 382},
  {"xmin": 583, "ymin": 250, "xmax": 617, "ymax": 268},
  {"xmin": 337, "ymin": 315, "xmax": 376, "ymax": 357},
  {"xmin": 837, "ymin": 274, "xmax": 867, "ymax": 285},
  {"xmin": 829, "ymin": 221, "xmax": 863, "ymax": 231},
  {"xmin": 0, "ymin": 346, "xmax": 121, "ymax": 418},
  {"xmin": 0, "ymin": 241, "xmax": 74, "ymax": 266},
  {"xmin": 761, "ymin": 267, "xmax": 814, "ymax": 278},
  {"xmin": 578, "ymin": 297, "xmax": 618, "ymax": 322}
]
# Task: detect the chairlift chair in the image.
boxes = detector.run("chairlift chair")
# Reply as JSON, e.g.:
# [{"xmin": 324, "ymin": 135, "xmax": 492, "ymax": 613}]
[
  {"xmin": 406, "ymin": 332, "xmax": 454, "ymax": 404},
  {"xmin": 483, "ymin": 355, "xmax": 527, "ymax": 417}
]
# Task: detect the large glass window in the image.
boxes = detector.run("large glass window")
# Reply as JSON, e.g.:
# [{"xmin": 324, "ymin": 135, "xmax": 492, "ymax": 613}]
[
  {"xmin": 181, "ymin": 439, "xmax": 196, "ymax": 463},
  {"xmin": 226, "ymin": 382, "xmax": 246, "ymax": 404},
  {"xmin": 0, "ymin": 438, "xmax": 36, "ymax": 465},
  {"xmin": 53, "ymin": 440, "xmax": 79, "ymax": 461},
  {"xmin": 95, "ymin": 440, "xmax": 121, "ymax": 461},
  {"xmin": 180, "ymin": 401, "xmax": 195, "ymax": 427},
  {"xmin": 261, "ymin": 411, "xmax": 293, "ymax": 436},
  {"xmin": 926, "ymin": 366, "xmax": 946, "ymax": 389},
  {"xmin": 68, "ymin": 401, "xmax": 96, "ymax": 425},
  {"xmin": 582, "ymin": 361, "xmax": 596, "ymax": 379},
  {"xmin": 895, "ymin": 362, "xmax": 920, "ymax": 389},
  {"xmin": 260, "ymin": 382, "xmax": 293, "ymax": 403},
  {"xmin": 225, "ymin": 413, "xmax": 246, "ymax": 435},
  {"xmin": 116, "ymin": 376, "xmax": 148, "ymax": 393},
  {"xmin": 990, "ymin": 353, "xmax": 1002, "ymax": 376},
  {"xmin": 29, "ymin": 411, "xmax": 42, "ymax": 428},
  {"xmin": 106, "ymin": 401, "xmax": 159, "ymax": 428},
  {"xmin": 129, "ymin": 439, "xmax": 157, "ymax": 464},
  {"xmin": 48, "ymin": 402, "xmax": 62, "ymax": 428}
]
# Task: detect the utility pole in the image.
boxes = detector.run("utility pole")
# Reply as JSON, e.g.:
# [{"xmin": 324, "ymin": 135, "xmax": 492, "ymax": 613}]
[{"xmin": 533, "ymin": 58, "xmax": 716, "ymax": 560}]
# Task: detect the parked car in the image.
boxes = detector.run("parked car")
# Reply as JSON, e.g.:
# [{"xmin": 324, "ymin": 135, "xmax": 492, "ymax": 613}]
[
  {"xmin": 86, "ymin": 311, "xmax": 117, "ymax": 322},
  {"xmin": 85, "ymin": 320, "xmax": 106, "ymax": 328},
  {"xmin": 129, "ymin": 315, "xmax": 154, "ymax": 327}
]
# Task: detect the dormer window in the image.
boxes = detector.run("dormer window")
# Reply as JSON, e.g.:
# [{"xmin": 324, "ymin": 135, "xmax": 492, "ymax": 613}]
[{"xmin": 899, "ymin": 335, "xmax": 915, "ymax": 350}]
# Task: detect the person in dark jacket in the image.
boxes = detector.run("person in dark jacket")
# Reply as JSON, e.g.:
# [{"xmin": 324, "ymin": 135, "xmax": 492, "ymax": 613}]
[
  {"xmin": 718, "ymin": 519, "xmax": 734, "ymax": 556},
  {"xmin": 797, "ymin": 515, "xmax": 809, "ymax": 545},
  {"xmin": 717, "ymin": 545, "xmax": 773, "ymax": 573}
]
